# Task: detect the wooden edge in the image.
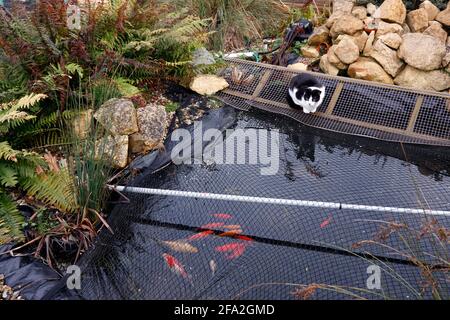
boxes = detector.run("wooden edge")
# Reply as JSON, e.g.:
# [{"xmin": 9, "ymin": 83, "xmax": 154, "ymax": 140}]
[
  {"xmin": 252, "ymin": 70, "xmax": 273, "ymax": 98},
  {"xmin": 325, "ymin": 82, "xmax": 344, "ymax": 115},
  {"xmin": 406, "ymin": 95, "xmax": 425, "ymax": 133}
]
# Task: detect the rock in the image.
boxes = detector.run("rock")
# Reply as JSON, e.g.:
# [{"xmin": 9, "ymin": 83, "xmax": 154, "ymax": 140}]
[
  {"xmin": 423, "ymin": 23, "xmax": 448, "ymax": 43},
  {"xmin": 394, "ymin": 65, "xmax": 450, "ymax": 91},
  {"xmin": 363, "ymin": 30, "xmax": 376, "ymax": 56},
  {"xmin": 402, "ymin": 23, "xmax": 411, "ymax": 33},
  {"xmin": 94, "ymin": 98, "xmax": 138, "ymax": 136},
  {"xmin": 367, "ymin": 3, "xmax": 377, "ymax": 16},
  {"xmin": 397, "ymin": 33, "xmax": 446, "ymax": 71},
  {"xmin": 319, "ymin": 54, "xmax": 340, "ymax": 76},
  {"xmin": 189, "ymin": 75, "xmax": 229, "ymax": 95},
  {"xmin": 70, "ymin": 109, "xmax": 93, "ymax": 139},
  {"xmin": 95, "ymin": 135, "xmax": 129, "ymax": 168},
  {"xmin": 443, "ymin": 52, "xmax": 450, "ymax": 67},
  {"xmin": 352, "ymin": 31, "xmax": 369, "ymax": 52},
  {"xmin": 330, "ymin": 14, "xmax": 364, "ymax": 38},
  {"xmin": 308, "ymin": 25, "xmax": 330, "ymax": 45},
  {"xmin": 327, "ymin": 45, "xmax": 348, "ymax": 69},
  {"xmin": 406, "ymin": 8, "xmax": 429, "ymax": 32},
  {"xmin": 376, "ymin": 21, "xmax": 405, "ymax": 36},
  {"xmin": 363, "ymin": 16, "xmax": 375, "ymax": 26},
  {"xmin": 129, "ymin": 104, "xmax": 168, "ymax": 154},
  {"xmin": 436, "ymin": 7, "xmax": 450, "ymax": 26},
  {"xmin": 333, "ymin": 0, "xmax": 354, "ymax": 14},
  {"xmin": 378, "ymin": 32, "xmax": 402, "ymax": 49},
  {"xmin": 352, "ymin": 6, "xmax": 367, "ymax": 19},
  {"xmin": 378, "ymin": 0, "xmax": 406, "ymax": 24},
  {"xmin": 348, "ymin": 57, "xmax": 394, "ymax": 84},
  {"xmin": 334, "ymin": 36, "xmax": 360, "ymax": 64},
  {"xmin": 192, "ymin": 47, "xmax": 215, "ymax": 66},
  {"xmin": 419, "ymin": 1, "xmax": 440, "ymax": 21},
  {"xmin": 287, "ymin": 62, "xmax": 308, "ymax": 71},
  {"xmin": 301, "ymin": 45, "xmax": 320, "ymax": 58},
  {"xmin": 369, "ymin": 39, "xmax": 404, "ymax": 77},
  {"xmin": 326, "ymin": 12, "xmax": 345, "ymax": 28},
  {"xmin": 448, "ymin": 36, "xmax": 450, "ymax": 46}
]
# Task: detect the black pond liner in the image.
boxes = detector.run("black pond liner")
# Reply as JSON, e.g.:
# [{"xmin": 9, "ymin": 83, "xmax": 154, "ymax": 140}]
[{"xmin": 51, "ymin": 106, "xmax": 450, "ymax": 300}]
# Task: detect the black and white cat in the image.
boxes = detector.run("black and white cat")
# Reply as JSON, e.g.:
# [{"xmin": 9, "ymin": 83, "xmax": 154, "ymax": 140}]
[{"xmin": 287, "ymin": 74, "xmax": 325, "ymax": 114}]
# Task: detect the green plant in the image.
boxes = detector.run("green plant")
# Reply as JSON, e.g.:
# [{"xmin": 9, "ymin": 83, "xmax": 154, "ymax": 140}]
[{"xmin": 165, "ymin": 101, "xmax": 180, "ymax": 112}]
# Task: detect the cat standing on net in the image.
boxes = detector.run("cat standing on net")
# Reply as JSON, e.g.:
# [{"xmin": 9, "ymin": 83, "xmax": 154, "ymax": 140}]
[{"xmin": 287, "ymin": 74, "xmax": 325, "ymax": 114}]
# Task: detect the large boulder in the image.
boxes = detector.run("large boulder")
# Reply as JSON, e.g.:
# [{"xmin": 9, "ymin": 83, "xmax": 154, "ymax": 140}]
[
  {"xmin": 330, "ymin": 14, "xmax": 364, "ymax": 38},
  {"xmin": 190, "ymin": 75, "xmax": 229, "ymax": 95},
  {"xmin": 376, "ymin": 21, "xmax": 405, "ymax": 36},
  {"xmin": 301, "ymin": 45, "xmax": 320, "ymax": 58},
  {"xmin": 327, "ymin": 45, "xmax": 348, "ymax": 69},
  {"xmin": 378, "ymin": 0, "xmax": 406, "ymax": 24},
  {"xmin": 334, "ymin": 36, "xmax": 360, "ymax": 64},
  {"xmin": 308, "ymin": 25, "xmax": 330, "ymax": 45},
  {"xmin": 397, "ymin": 33, "xmax": 446, "ymax": 71},
  {"xmin": 319, "ymin": 54, "xmax": 340, "ymax": 76},
  {"xmin": 333, "ymin": 0, "xmax": 354, "ymax": 15},
  {"xmin": 406, "ymin": 8, "xmax": 429, "ymax": 32},
  {"xmin": 352, "ymin": 6, "xmax": 367, "ymax": 19},
  {"xmin": 94, "ymin": 98, "xmax": 138, "ymax": 136},
  {"xmin": 348, "ymin": 57, "xmax": 394, "ymax": 84},
  {"xmin": 419, "ymin": 1, "xmax": 440, "ymax": 21},
  {"xmin": 423, "ymin": 22, "xmax": 448, "ymax": 44},
  {"xmin": 129, "ymin": 104, "xmax": 168, "ymax": 154},
  {"xmin": 394, "ymin": 65, "xmax": 450, "ymax": 91},
  {"xmin": 436, "ymin": 7, "xmax": 450, "ymax": 27},
  {"xmin": 95, "ymin": 135, "xmax": 129, "ymax": 169},
  {"xmin": 378, "ymin": 32, "xmax": 402, "ymax": 49},
  {"xmin": 351, "ymin": 31, "xmax": 369, "ymax": 52},
  {"xmin": 369, "ymin": 39, "xmax": 404, "ymax": 77}
]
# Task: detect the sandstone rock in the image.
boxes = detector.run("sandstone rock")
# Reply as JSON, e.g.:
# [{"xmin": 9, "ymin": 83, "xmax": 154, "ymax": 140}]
[
  {"xmin": 308, "ymin": 25, "xmax": 330, "ymax": 45},
  {"xmin": 348, "ymin": 57, "xmax": 394, "ymax": 84},
  {"xmin": 406, "ymin": 8, "xmax": 429, "ymax": 32},
  {"xmin": 448, "ymin": 36, "xmax": 450, "ymax": 46},
  {"xmin": 95, "ymin": 135, "xmax": 129, "ymax": 168},
  {"xmin": 376, "ymin": 21, "xmax": 404, "ymax": 36},
  {"xmin": 352, "ymin": 6, "xmax": 367, "ymax": 19},
  {"xmin": 363, "ymin": 30, "xmax": 376, "ymax": 56},
  {"xmin": 70, "ymin": 109, "xmax": 93, "ymax": 139},
  {"xmin": 94, "ymin": 98, "xmax": 138, "ymax": 136},
  {"xmin": 192, "ymin": 47, "xmax": 215, "ymax": 66},
  {"xmin": 363, "ymin": 16, "xmax": 375, "ymax": 26},
  {"xmin": 326, "ymin": 12, "xmax": 345, "ymax": 28},
  {"xmin": 327, "ymin": 45, "xmax": 348, "ymax": 69},
  {"xmin": 129, "ymin": 104, "xmax": 168, "ymax": 154},
  {"xmin": 378, "ymin": 0, "xmax": 406, "ymax": 24},
  {"xmin": 397, "ymin": 33, "xmax": 446, "ymax": 71},
  {"xmin": 370, "ymin": 39, "xmax": 404, "ymax": 77},
  {"xmin": 423, "ymin": 23, "xmax": 448, "ymax": 43},
  {"xmin": 443, "ymin": 52, "xmax": 450, "ymax": 67},
  {"xmin": 320, "ymin": 54, "xmax": 339, "ymax": 76},
  {"xmin": 301, "ymin": 45, "xmax": 320, "ymax": 58},
  {"xmin": 190, "ymin": 75, "xmax": 229, "ymax": 95},
  {"xmin": 333, "ymin": 0, "xmax": 354, "ymax": 14},
  {"xmin": 334, "ymin": 36, "xmax": 360, "ymax": 64},
  {"xmin": 402, "ymin": 23, "xmax": 411, "ymax": 33},
  {"xmin": 419, "ymin": 1, "xmax": 440, "ymax": 21},
  {"xmin": 287, "ymin": 63, "xmax": 308, "ymax": 71},
  {"xmin": 352, "ymin": 31, "xmax": 369, "ymax": 52},
  {"xmin": 330, "ymin": 14, "xmax": 364, "ymax": 38},
  {"xmin": 394, "ymin": 65, "xmax": 450, "ymax": 91},
  {"xmin": 436, "ymin": 7, "xmax": 450, "ymax": 26},
  {"xmin": 367, "ymin": 3, "xmax": 377, "ymax": 16},
  {"xmin": 378, "ymin": 32, "xmax": 402, "ymax": 49}
]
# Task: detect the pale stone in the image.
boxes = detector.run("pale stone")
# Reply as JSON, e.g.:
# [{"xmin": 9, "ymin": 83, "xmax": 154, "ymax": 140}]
[
  {"xmin": 327, "ymin": 45, "xmax": 348, "ymax": 69},
  {"xmin": 394, "ymin": 65, "xmax": 450, "ymax": 91},
  {"xmin": 442, "ymin": 53, "xmax": 450, "ymax": 67},
  {"xmin": 436, "ymin": 7, "xmax": 450, "ymax": 26},
  {"xmin": 367, "ymin": 3, "xmax": 377, "ymax": 16},
  {"xmin": 378, "ymin": 32, "xmax": 402, "ymax": 49},
  {"xmin": 348, "ymin": 57, "xmax": 394, "ymax": 84},
  {"xmin": 319, "ymin": 54, "xmax": 339, "ymax": 76},
  {"xmin": 376, "ymin": 21, "xmax": 405, "ymax": 36},
  {"xmin": 369, "ymin": 39, "xmax": 404, "ymax": 77},
  {"xmin": 423, "ymin": 23, "xmax": 448, "ymax": 44},
  {"xmin": 287, "ymin": 62, "xmax": 308, "ymax": 71},
  {"xmin": 330, "ymin": 14, "xmax": 364, "ymax": 38},
  {"xmin": 352, "ymin": 31, "xmax": 369, "ymax": 52},
  {"xmin": 333, "ymin": 0, "xmax": 354, "ymax": 14},
  {"xmin": 363, "ymin": 30, "xmax": 376, "ymax": 56},
  {"xmin": 352, "ymin": 6, "xmax": 367, "ymax": 20},
  {"xmin": 308, "ymin": 25, "xmax": 330, "ymax": 45},
  {"xmin": 326, "ymin": 12, "xmax": 345, "ymax": 28},
  {"xmin": 334, "ymin": 36, "xmax": 360, "ymax": 64},
  {"xmin": 301, "ymin": 45, "xmax": 320, "ymax": 58},
  {"xmin": 419, "ymin": 1, "xmax": 440, "ymax": 21},
  {"xmin": 378, "ymin": 0, "xmax": 407, "ymax": 24},
  {"xmin": 190, "ymin": 75, "xmax": 229, "ymax": 95},
  {"xmin": 95, "ymin": 135, "xmax": 129, "ymax": 168},
  {"xmin": 397, "ymin": 33, "xmax": 446, "ymax": 71},
  {"xmin": 406, "ymin": 8, "xmax": 429, "ymax": 32},
  {"xmin": 94, "ymin": 98, "xmax": 138, "ymax": 136},
  {"xmin": 70, "ymin": 109, "xmax": 93, "ymax": 139}
]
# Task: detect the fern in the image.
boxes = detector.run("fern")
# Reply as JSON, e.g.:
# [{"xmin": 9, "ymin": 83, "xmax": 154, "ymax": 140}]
[{"xmin": 0, "ymin": 193, "xmax": 25, "ymax": 244}]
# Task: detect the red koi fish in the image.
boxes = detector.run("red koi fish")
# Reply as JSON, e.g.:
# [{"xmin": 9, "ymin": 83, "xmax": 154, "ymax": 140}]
[
  {"xmin": 320, "ymin": 216, "xmax": 332, "ymax": 228},
  {"xmin": 188, "ymin": 230, "xmax": 214, "ymax": 241},
  {"xmin": 162, "ymin": 253, "xmax": 189, "ymax": 279},
  {"xmin": 215, "ymin": 242, "xmax": 247, "ymax": 260},
  {"xmin": 200, "ymin": 222, "xmax": 224, "ymax": 229},
  {"xmin": 212, "ymin": 213, "xmax": 233, "ymax": 219}
]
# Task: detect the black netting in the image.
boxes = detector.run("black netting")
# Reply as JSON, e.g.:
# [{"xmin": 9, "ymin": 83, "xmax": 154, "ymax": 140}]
[{"xmin": 73, "ymin": 107, "xmax": 450, "ymax": 300}]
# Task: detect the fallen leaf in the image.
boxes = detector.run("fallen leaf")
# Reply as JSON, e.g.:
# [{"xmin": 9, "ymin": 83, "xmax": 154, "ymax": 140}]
[{"xmin": 161, "ymin": 240, "xmax": 199, "ymax": 253}]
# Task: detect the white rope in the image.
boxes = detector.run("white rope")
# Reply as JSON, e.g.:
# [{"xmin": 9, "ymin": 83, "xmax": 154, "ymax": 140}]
[{"xmin": 109, "ymin": 185, "xmax": 450, "ymax": 217}]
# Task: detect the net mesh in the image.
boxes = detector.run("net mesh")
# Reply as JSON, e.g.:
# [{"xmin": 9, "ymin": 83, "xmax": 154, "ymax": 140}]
[
  {"xmin": 73, "ymin": 107, "xmax": 450, "ymax": 300},
  {"xmin": 217, "ymin": 58, "xmax": 450, "ymax": 146}
]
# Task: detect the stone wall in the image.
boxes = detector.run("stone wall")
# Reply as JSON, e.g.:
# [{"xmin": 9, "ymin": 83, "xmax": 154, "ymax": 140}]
[{"xmin": 307, "ymin": 0, "xmax": 450, "ymax": 92}]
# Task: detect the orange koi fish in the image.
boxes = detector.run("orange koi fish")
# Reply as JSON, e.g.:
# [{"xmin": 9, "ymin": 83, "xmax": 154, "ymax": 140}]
[
  {"xmin": 188, "ymin": 230, "xmax": 214, "ymax": 241},
  {"xmin": 200, "ymin": 222, "xmax": 225, "ymax": 229},
  {"xmin": 212, "ymin": 213, "xmax": 233, "ymax": 219},
  {"xmin": 162, "ymin": 253, "xmax": 189, "ymax": 279},
  {"xmin": 320, "ymin": 216, "xmax": 332, "ymax": 228},
  {"xmin": 215, "ymin": 242, "xmax": 247, "ymax": 260}
]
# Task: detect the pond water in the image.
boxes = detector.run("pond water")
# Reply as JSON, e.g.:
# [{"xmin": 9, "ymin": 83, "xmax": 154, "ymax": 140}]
[{"xmin": 76, "ymin": 106, "xmax": 450, "ymax": 300}]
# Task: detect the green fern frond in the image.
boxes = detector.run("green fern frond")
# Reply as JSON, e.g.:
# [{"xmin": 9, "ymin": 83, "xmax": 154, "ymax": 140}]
[
  {"xmin": 0, "ymin": 193, "xmax": 25, "ymax": 244},
  {"xmin": 0, "ymin": 164, "xmax": 18, "ymax": 188}
]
